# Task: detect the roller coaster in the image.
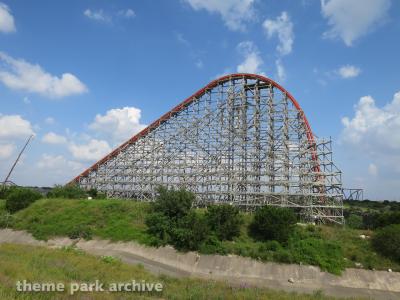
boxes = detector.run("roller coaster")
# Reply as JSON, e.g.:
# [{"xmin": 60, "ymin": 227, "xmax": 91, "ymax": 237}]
[{"xmin": 71, "ymin": 74, "xmax": 345, "ymax": 224}]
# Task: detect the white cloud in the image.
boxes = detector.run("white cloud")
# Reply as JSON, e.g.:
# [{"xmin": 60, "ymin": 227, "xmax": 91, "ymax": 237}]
[
  {"xmin": 341, "ymin": 92, "xmax": 400, "ymax": 173},
  {"xmin": 0, "ymin": 2, "xmax": 16, "ymax": 33},
  {"xmin": 44, "ymin": 117, "xmax": 55, "ymax": 124},
  {"xmin": 0, "ymin": 114, "xmax": 34, "ymax": 139},
  {"xmin": 263, "ymin": 11, "xmax": 294, "ymax": 56},
  {"xmin": 0, "ymin": 52, "xmax": 88, "ymax": 98},
  {"xmin": 183, "ymin": 0, "xmax": 255, "ymax": 31},
  {"xmin": 341, "ymin": 93, "xmax": 400, "ymax": 149},
  {"xmin": 175, "ymin": 32, "xmax": 190, "ymax": 47},
  {"xmin": 368, "ymin": 163, "xmax": 378, "ymax": 176},
  {"xmin": 236, "ymin": 41, "xmax": 264, "ymax": 75},
  {"xmin": 118, "ymin": 9, "xmax": 135, "ymax": 19},
  {"xmin": 340, "ymin": 91, "xmax": 400, "ymax": 198},
  {"xmin": 195, "ymin": 59, "xmax": 204, "ymax": 69},
  {"xmin": 337, "ymin": 65, "xmax": 361, "ymax": 78},
  {"xmin": 84, "ymin": 8, "xmax": 135, "ymax": 23},
  {"xmin": 0, "ymin": 142, "xmax": 14, "ymax": 159},
  {"xmin": 42, "ymin": 132, "xmax": 67, "ymax": 145},
  {"xmin": 321, "ymin": 0, "xmax": 391, "ymax": 46},
  {"xmin": 83, "ymin": 9, "xmax": 111, "ymax": 22},
  {"xmin": 69, "ymin": 139, "xmax": 111, "ymax": 161},
  {"xmin": 37, "ymin": 154, "xmax": 83, "ymax": 174},
  {"xmin": 0, "ymin": 114, "xmax": 33, "ymax": 167},
  {"xmin": 89, "ymin": 107, "xmax": 146, "ymax": 144},
  {"xmin": 275, "ymin": 59, "xmax": 286, "ymax": 82}
]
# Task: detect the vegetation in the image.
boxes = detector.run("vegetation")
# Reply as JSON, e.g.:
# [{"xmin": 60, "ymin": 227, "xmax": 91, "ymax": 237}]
[
  {"xmin": 145, "ymin": 187, "xmax": 209, "ymax": 251},
  {"xmin": 205, "ymin": 204, "xmax": 243, "ymax": 241},
  {"xmin": 345, "ymin": 214, "xmax": 363, "ymax": 229},
  {"xmin": 10, "ymin": 198, "xmax": 152, "ymax": 243},
  {"xmin": 1, "ymin": 189, "xmax": 400, "ymax": 275},
  {"xmin": 4, "ymin": 187, "xmax": 42, "ymax": 213},
  {"xmin": 372, "ymin": 224, "xmax": 400, "ymax": 262},
  {"xmin": 0, "ymin": 186, "xmax": 19, "ymax": 199},
  {"xmin": 0, "ymin": 199, "xmax": 13, "ymax": 228},
  {"xmin": 46, "ymin": 184, "xmax": 88, "ymax": 199},
  {"xmin": 249, "ymin": 206, "xmax": 297, "ymax": 244},
  {"xmin": 0, "ymin": 243, "xmax": 354, "ymax": 300},
  {"xmin": 87, "ymin": 187, "xmax": 107, "ymax": 199},
  {"xmin": 344, "ymin": 199, "xmax": 400, "ymax": 230}
]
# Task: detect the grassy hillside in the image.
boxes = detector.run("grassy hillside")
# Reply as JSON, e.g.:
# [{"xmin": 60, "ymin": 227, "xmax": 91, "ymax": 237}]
[
  {"xmin": 0, "ymin": 243, "xmax": 361, "ymax": 300},
  {"xmin": 1, "ymin": 198, "xmax": 399, "ymax": 274},
  {"xmin": 11, "ymin": 198, "xmax": 152, "ymax": 243}
]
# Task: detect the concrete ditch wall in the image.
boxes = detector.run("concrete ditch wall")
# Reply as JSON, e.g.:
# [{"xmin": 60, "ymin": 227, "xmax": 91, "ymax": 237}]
[{"xmin": 1, "ymin": 229, "xmax": 400, "ymax": 299}]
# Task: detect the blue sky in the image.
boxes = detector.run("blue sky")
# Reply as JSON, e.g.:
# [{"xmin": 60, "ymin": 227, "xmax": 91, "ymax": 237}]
[{"xmin": 0, "ymin": 0, "xmax": 399, "ymax": 200}]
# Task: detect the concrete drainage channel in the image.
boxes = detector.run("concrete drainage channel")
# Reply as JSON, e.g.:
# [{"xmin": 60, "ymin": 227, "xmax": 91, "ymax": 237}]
[{"xmin": 1, "ymin": 229, "xmax": 399, "ymax": 300}]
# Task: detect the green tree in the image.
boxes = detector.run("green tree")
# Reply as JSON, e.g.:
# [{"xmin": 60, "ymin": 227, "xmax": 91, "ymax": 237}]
[
  {"xmin": 47, "ymin": 184, "xmax": 87, "ymax": 199},
  {"xmin": 346, "ymin": 214, "xmax": 363, "ymax": 229},
  {"xmin": 5, "ymin": 188, "xmax": 42, "ymax": 213},
  {"xmin": 249, "ymin": 206, "xmax": 297, "ymax": 244},
  {"xmin": 372, "ymin": 224, "xmax": 400, "ymax": 262},
  {"xmin": 145, "ymin": 212, "xmax": 171, "ymax": 245},
  {"xmin": 152, "ymin": 186, "xmax": 194, "ymax": 220},
  {"xmin": 205, "ymin": 204, "xmax": 243, "ymax": 240},
  {"xmin": 145, "ymin": 186, "xmax": 208, "ymax": 251},
  {"xmin": 170, "ymin": 211, "xmax": 209, "ymax": 251}
]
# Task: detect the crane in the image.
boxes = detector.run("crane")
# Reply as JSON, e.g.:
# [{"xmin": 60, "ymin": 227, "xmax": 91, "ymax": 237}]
[{"xmin": 1, "ymin": 134, "xmax": 34, "ymax": 187}]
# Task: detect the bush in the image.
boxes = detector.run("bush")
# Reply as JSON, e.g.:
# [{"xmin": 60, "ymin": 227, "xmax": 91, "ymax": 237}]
[
  {"xmin": 5, "ymin": 188, "xmax": 42, "ymax": 213},
  {"xmin": 68, "ymin": 224, "xmax": 93, "ymax": 240},
  {"xmin": 249, "ymin": 206, "xmax": 297, "ymax": 244},
  {"xmin": 346, "ymin": 214, "xmax": 363, "ymax": 229},
  {"xmin": 205, "ymin": 204, "xmax": 242, "ymax": 240},
  {"xmin": 146, "ymin": 187, "xmax": 209, "ymax": 251},
  {"xmin": 362, "ymin": 211, "xmax": 400, "ymax": 230},
  {"xmin": 87, "ymin": 188, "xmax": 107, "ymax": 199},
  {"xmin": 0, "ymin": 186, "xmax": 19, "ymax": 199},
  {"xmin": 145, "ymin": 212, "xmax": 171, "ymax": 245},
  {"xmin": 152, "ymin": 186, "xmax": 194, "ymax": 220},
  {"xmin": 288, "ymin": 237, "xmax": 345, "ymax": 274},
  {"xmin": 198, "ymin": 234, "xmax": 227, "ymax": 255},
  {"xmin": 0, "ymin": 211, "xmax": 14, "ymax": 228},
  {"xmin": 372, "ymin": 224, "xmax": 400, "ymax": 262},
  {"xmin": 47, "ymin": 184, "xmax": 87, "ymax": 199},
  {"xmin": 170, "ymin": 211, "xmax": 209, "ymax": 251}
]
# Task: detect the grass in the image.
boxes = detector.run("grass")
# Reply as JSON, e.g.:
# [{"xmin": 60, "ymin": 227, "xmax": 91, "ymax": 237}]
[
  {"xmin": 318, "ymin": 226, "xmax": 400, "ymax": 271},
  {"xmin": 11, "ymin": 198, "xmax": 153, "ymax": 244},
  {"xmin": 0, "ymin": 243, "xmax": 364, "ymax": 300},
  {"xmin": 2, "ymin": 198, "xmax": 400, "ymax": 275}
]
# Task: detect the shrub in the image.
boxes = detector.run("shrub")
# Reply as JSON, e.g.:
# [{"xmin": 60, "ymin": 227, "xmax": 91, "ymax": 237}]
[
  {"xmin": 101, "ymin": 255, "xmax": 120, "ymax": 264},
  {"xmin": 0, "ymin": 211, "xmax": 14, "ymax": 228},
  {"xmin": 145, "ymin": 212, "xmax": 171, "ymax": 245},
  {"xmin": 288, "ymin": 237, "xmax": 345, "ymax": 274},
  {"xmin": 0, "ymin": 186, "xmax": 19, "ymax": 199},
  {"xmin": 170, "ymin": 211, "xmax": 209, "ymax": 251},
  {"xmin": 152, "ymin": 186, "xmax": 194, "ymax": 220},
  {"xmin": 249, "ymin": 206, "xmax": 297, "ymax": 244},
  {"xmin": 346, "ymin": 214, "xmax": 363, "ymax": 229},
  {"xmin": 205, "ymin": 204, "xmax": 243, "ymax": 240},
  {"xmin": 87, "ymin": 188, "xmax": 107, "ymax": 199},
  {"xmin": 362, "ymin": 212, "xmax": 380, "ymax": 230},
  {"xmin": 146, "ymin": 187, "xmax": 208, "ymax": 251},
  {"xmin": 372, "ymin": 224, "xmax": 400, "ymax": 262},
  {"xmin": 68, "ymin": 224, "xmax": 93, "ymax": 240},
  {"xmin": 199, "ymin": 234, "xmax": 227, "ymax": 255},
  {"xmin": 88, "ymin": 188, "xmax": 98, "ymax": 198},
  {"xmin": 5, "ymin": 188, "xmax": 42, "ymax": 213},
  {"xmin": 362, "ymin": 211, "xmax": 400, "ymax": 230},
  {"xmin": 47, "ymin": 184, "xmax": 87, "ymax": 199}
]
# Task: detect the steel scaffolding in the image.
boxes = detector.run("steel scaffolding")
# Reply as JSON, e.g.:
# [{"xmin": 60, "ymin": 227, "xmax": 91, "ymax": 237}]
[{"xmin": 71, "ymin": 74, "xmax": 344, "ymax": 224}]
